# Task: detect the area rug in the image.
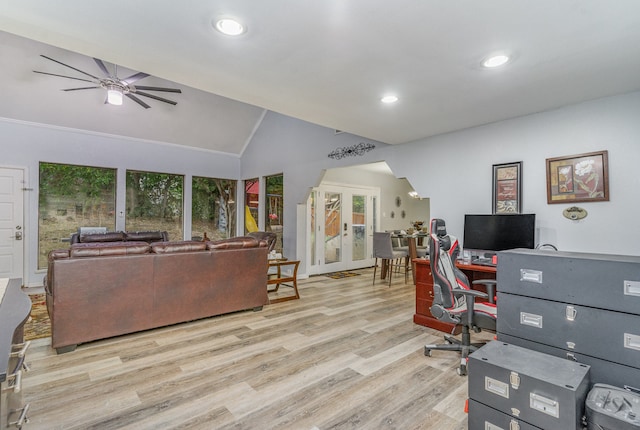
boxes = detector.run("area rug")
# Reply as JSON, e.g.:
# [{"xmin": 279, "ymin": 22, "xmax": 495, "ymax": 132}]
[
  {"xmin": 325, "ymin": 271, "xmax": 361, "ymax": 279},
  {"xmin": 24, "ymin": 293, "xmax": 51, "ymax": 341}
]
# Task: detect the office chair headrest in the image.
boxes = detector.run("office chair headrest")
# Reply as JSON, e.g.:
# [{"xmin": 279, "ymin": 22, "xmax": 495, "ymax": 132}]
[{"xmin": 430, "ymin": 218, "xmax": 447, "ymax": 237}]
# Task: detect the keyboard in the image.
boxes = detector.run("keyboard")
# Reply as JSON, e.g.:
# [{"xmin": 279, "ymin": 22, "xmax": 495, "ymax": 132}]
[{"xmin": 473, "ymin": 258, "xmax": 496, "ymax": 267}]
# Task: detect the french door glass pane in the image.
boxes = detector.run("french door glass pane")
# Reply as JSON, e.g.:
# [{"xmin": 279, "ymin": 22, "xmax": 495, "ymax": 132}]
[
  {"xmin": 126, "ymin": 170, "xmax": 184, "ymax": 240},
  {"xmin": 244, "ymin": 178, "xmax": 259, "ymax": 234},
  {"xmin": 38, "ymin": 162, "xmax": 116, "ymax": 269},
  {"xmin": 324, "ymin": 192, "xmax": 341, "ymax": 264},
  {"xmin": 265, "ymin": 174, "xmax": 283, "ymax": 252},
  {"xmin": 352, "ymin": 195, "xmax": 366, "ymax": 261},
  {"xmin": 192, "ymin": 176, "xmax": 236, "ymax": 241},
  {"xmin": 310, "ymin": 191, "xmax": 316, "ymax": 266}
]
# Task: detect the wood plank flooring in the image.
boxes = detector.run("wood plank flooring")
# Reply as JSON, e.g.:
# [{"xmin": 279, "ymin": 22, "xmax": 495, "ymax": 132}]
[{"xmin": 22, "ymin": 268, "xmax": 489, "ymax": 429}]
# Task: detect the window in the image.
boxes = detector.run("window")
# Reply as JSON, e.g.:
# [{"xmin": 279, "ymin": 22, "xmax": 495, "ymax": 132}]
[
  {"xmin": 126, "ymin": 170, "xmax": 183, "ymax": 240},
  {"xmin": 244, "ymin": 178, "xmax": 259, "ymax": 234},
  {"xmin": 265, "ymin": 174, "xmax": 283, "ymax": 252},
  {"xmin": 192, "ymin": 176, "xmax": 237, "ymax": 241},
  {"xmin": 38, "ymin": 162, "xmax": 116, "ymax": 269}
]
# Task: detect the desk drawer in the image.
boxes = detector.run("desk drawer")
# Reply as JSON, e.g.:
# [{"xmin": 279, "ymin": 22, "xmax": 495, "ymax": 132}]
[
  {"xmin": 497, "ymin": 250, "xmax": 640, "ymax": 315},
  {"xmin": 497, "ymin": 292, "xmax": 640, "ymax": 369},
  {"xmin": 468, "ymin": 399, "xmax": 543, "ymax": 430},
  {"xmin": 498, "ymin": 333, "xmax": 640, "ymax": 393},
  {"xmin": 469, "ymin": 341, "xmax": 590, "ymax": 430}
]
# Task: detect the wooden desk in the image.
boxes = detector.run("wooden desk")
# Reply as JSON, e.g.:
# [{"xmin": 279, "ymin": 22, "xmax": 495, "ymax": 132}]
[
  {"xmin": 413, "ymin": 259, "xmax": 496, "ymax": 333},
  {"xmin": 267, "ymin": 260, "xmax": 300, "ymax": 304}
]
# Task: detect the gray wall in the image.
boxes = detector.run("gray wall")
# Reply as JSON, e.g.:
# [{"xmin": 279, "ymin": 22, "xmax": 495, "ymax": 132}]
[
  {"xmin": 388, "ymin": 91, "xmax": 640, "ymax": 255},
  {"xmin": 3, "ymin": 90, "xmax": 640, "ymax": 285},
  {"xmin": 244, "ymin": 91, "xmax": 640, "ymax": 260},
  {"xmin": 0, "ymin": 118, "xmax": 241, "ymax": 286}
]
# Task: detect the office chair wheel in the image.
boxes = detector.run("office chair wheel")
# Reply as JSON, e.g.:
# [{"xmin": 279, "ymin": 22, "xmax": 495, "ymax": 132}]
[{"xmin": 424, "ymin": 347, "xmax": 432, "ymax": 357}]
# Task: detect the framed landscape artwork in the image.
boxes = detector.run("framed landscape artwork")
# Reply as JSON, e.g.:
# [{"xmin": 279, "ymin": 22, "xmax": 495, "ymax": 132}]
[
  {"xmin": 546, "ymin": 150, "xmax": 609, "ymax": 204},
  {"xmin": 492, "ymin": 161, "xmax": 522, "ymax": 213}
]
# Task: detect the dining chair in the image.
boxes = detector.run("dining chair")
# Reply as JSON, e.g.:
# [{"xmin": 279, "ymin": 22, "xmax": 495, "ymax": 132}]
[{"xmin": 373, "ymin": 232, "xmax": 410, "ymax": 287}]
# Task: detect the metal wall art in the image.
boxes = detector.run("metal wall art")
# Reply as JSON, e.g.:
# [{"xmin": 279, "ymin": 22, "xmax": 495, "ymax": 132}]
[{"xmin": 328, "ymin": 142, "xmax": 376, "ymax": 159}]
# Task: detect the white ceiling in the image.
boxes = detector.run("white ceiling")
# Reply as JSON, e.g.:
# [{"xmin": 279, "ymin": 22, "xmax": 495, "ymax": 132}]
[{"xmin": 2, "ymin": 1, "xmax": 640, "ymax": 154}]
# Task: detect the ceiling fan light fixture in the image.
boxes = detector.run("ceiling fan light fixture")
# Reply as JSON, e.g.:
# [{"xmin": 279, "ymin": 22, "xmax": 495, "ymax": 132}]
[
  {"xmin": 215, "ymin": 18, "xmax": 245, "ymax": 36},
  {"xmin": 107, "ymin": 85, "xmax": 123, "ymax": 105}
]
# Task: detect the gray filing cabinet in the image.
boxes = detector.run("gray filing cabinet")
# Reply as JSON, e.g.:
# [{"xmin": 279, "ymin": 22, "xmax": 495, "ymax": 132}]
[
  {"xmin": 496, "ymin": 249, "xmax": 640, "ymax": 392},
  {"xmin": 468, "ymin": 340, "xmax": 590, "ymax": 430}
]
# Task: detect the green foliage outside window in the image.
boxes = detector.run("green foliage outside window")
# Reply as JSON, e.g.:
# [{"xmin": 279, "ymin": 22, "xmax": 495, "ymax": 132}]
[
  {"xmin": 38, "ymin": 162, "xmax": 116, "ymax": 268},
  {"xmin": 192, "ymin": 176, "xmax": 236, "ymax": 240},
  {"xmin": 126, "ymin": 170, "xmax": 184, "ymax": 239},
  {"xmin": 265, "ymin": 174, "xmax": 284, "ymax": 252}
]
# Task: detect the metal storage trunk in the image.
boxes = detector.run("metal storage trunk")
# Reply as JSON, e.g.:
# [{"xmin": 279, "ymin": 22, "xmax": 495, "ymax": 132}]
[
  {"xmin": 468, "ymin": 341, "xmax": 590, "ymax": 430},
  {"xmin": 498, "ymin": 333, "xmax": 640, "ymax": 394},
  {"xmin": 468, "ymin": 399, "xmax": 542, "ymax": 430},
  {"xmin": 585, "ymin": 383, "xmax": 640, "ymax": 430},
  {"xmin": 497, "ymin": 250, "xmax": 640, "ymax": 316},
  {"xmin": 497, "ymin": 292, "xmax": 640, "ymax": 369}
]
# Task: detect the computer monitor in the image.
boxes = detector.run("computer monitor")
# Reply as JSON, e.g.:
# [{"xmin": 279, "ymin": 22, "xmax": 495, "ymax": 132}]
[{"xmin": 463, "ymin": 214, "xmax": 536, "ymax": 254}]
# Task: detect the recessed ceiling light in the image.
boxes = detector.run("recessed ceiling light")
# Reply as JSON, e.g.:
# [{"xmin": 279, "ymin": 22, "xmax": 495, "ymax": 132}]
[
  {"xmin": 381, "ymin": 95, "xmax": 398, "ymax": 104},
  {"xmin": 482, "ymin": 54, "xmax": 510, "ymax": 68},
  {"xmin": 215, "ymin": 18, "xmax": 245, "ymax": 36}
]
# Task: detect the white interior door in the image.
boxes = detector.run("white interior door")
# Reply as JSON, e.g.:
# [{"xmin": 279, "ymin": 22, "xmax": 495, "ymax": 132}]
[
  {"xmin": 0, "ymin": 167, "xmax": 24, "ymax": 279},
  {"xmin": 308, "ymin": 184, "xmax": 377, "ymax": 274}
]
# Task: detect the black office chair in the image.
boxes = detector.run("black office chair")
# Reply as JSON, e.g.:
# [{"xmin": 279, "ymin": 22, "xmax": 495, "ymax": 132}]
[{"xmin": 423, "ymin": 218, "xmax": 497, "ymax": 375}]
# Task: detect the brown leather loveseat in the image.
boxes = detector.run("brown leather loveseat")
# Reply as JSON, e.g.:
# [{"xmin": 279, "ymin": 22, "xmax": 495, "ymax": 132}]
[{"xmin": 45, "ymin": 236, "xmax": 268, "ymax": 353}]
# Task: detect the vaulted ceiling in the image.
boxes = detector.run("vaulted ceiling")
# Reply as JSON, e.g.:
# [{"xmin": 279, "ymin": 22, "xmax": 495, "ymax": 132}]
[{"xmin": 2, "ymin": 1, "xmax": 640, "ymax": 155}]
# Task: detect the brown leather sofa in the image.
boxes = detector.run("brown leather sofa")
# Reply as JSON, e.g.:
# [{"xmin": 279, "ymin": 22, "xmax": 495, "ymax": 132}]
[{"xmin": 45, "ymin": 236, "xmax": 268, "ymax": 354}]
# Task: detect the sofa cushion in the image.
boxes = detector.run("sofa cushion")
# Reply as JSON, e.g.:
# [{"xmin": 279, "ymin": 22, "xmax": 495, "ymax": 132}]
[
  {"xmin": 79, "ymin": 231, "xmax": 126, "ymax": 243},
  {"xmin": 247, "ymin": 231, "xmax": 277, "ymax": 251},
  {"xmin": 151, "ymin": 241, "xmax": 208, "ymax": 254},
  {"xmin": 70, "ymin": 241, "xmax": 151, "ymax": 258},
  {"xmin": 126, "ymin": 231, "xmax": 168, "ymax": 243},
  {"xmin": 207, "ymin": 236, "xmax": 260, "ymax": 250}
]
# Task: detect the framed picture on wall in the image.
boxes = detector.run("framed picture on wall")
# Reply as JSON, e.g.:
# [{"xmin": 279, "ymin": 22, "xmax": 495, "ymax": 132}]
[
  {"xmin": 546, "ymin": 150, "xmax": 609, "ymax": 204},
  {"xmin": 492, "ymin": 161, "xmax": 522, "ymax": 213}
]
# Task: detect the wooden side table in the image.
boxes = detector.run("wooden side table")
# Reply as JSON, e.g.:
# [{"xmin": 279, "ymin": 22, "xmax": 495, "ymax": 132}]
[{"xmin": 267, "ymin": 260, "xmax": 300, "ymax": 304}]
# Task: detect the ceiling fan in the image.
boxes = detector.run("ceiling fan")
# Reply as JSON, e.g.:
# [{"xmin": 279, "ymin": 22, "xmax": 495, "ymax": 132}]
[{"xmin": 33, "ymin": 54, "xmax": 182, "ymax": 109}]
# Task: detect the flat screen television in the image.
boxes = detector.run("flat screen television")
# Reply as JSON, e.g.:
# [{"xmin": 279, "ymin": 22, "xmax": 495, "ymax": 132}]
[{"xmin": 463, "ymin": 214, "xmax": 536, "ymax": 253}]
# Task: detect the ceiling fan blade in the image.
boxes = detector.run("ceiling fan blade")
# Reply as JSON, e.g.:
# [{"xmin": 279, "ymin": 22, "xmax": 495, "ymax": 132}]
[
  {"xmin": 125, "ymin": 93, "xmax": 151, "ymax": 109},
  {"xmin": 93, "ymin": 58, "xmax": 111, "ymax": 76},
  {"xmin": 40, "ymin": 54, "xmax": 101, "ymax": 80},
  {"xmin": 62, "ymin": 86, "xmax": 101, "ymax": 91},
  {"xmin": 133, "ymin": 86, "xmax": 182, "ymax": 93},
  {"xmin": 122, "ymin": 71, "xmax": 150, "ymax": 84},
  {"xmin": 134, "ymin": 90, "xmax": 177, "ymax": 105},
  {"xmin": 33, "ymin": 70, "xmax": 96, "ymax": 84}
]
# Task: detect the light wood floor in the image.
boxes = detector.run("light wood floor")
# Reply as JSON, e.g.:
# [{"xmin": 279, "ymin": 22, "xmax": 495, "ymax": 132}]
[{"xmin": 22, "ymin": 268, "xmax": 488, "ymax": 430}]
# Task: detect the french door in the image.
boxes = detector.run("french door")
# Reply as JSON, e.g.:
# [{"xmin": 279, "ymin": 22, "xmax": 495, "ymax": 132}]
[{"xmin": 308, "ymin": 184, "xmax": 377, "ymax": 274}]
